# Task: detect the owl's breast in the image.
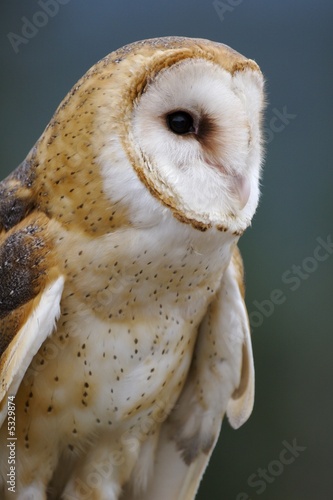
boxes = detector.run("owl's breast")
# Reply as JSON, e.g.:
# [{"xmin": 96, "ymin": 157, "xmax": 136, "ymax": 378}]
[{"xmin": 15, "ymin": 219, "xmax": 236, "ymax": 456}]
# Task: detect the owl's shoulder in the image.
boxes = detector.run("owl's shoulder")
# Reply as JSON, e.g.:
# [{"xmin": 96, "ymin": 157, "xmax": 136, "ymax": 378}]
[{"xmin": 0, "ymin": 157, "xmax": 37, "ymax": 232}]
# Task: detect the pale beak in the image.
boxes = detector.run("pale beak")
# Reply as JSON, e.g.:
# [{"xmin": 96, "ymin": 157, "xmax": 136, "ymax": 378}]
[
  {"xmin": 230, "ymin": 174, "xmax": 251, "ymax": 210},
  {"xmin": 205, "ymin": 157, "xmax": 251, "ymax": 210}
]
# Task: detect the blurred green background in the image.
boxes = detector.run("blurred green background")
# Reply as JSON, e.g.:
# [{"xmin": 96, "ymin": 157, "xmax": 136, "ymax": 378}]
[{"xmin": 1, "ymin": 1, "xmax": 332, "ymax": 499}]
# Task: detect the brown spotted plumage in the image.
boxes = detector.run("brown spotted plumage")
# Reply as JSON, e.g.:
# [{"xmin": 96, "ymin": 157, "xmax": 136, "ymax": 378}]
[{"xmin": 0, "ymin": 37, "xmax": 264, "ymax": 499}]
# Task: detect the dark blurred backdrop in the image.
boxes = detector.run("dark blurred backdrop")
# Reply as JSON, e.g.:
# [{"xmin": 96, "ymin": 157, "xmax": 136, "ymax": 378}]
[{"xmin": 1, "ymin": 1, "xmax": 333, "ymax": 499}]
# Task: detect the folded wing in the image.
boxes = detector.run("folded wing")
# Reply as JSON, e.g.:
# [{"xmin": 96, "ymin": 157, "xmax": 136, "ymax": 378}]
[{"xmin": 0, "ymin": 212, "xmax": 64, "ymax": 426}]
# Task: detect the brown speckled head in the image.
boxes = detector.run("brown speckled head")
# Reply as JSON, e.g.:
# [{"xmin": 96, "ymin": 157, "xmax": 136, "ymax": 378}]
[{"xmin": 0, "ymin": 36, "xmax": 263, "ymax": 236}]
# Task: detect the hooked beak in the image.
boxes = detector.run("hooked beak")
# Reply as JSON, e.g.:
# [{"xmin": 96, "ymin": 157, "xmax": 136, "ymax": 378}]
[
  {"xmin": 206, "ymin": 158, "xmax": 251, "ymax": 210},
  {"xmin": 229, "ymin": 174, "xmax": 251, "ymax": 210}
]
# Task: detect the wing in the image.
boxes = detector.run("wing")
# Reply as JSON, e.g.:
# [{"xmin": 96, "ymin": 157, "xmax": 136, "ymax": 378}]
[
  {"xmin": 0, "ymin": 206, "xmax": 64, "ymax": 427},
  {"xmin": 132, "ymin": 245, "xmax": 254, "ymax": 500}
]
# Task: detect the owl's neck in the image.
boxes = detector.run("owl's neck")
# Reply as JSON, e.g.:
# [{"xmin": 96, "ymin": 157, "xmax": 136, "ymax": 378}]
[{"xmin": 50, "ymin": 215, "xmax": 238, "ymax": 322}]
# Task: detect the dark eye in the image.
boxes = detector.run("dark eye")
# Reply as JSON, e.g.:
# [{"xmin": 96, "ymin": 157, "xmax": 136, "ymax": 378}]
[{"xmin": 167, "ymin": 111, "xmax": 195, "ymax": 135}]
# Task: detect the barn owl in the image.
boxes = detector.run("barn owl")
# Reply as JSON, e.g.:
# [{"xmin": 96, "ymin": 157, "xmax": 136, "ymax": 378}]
[{"xmin": 0, "ymin": 37, "xmax": 264, "ymax": 499}]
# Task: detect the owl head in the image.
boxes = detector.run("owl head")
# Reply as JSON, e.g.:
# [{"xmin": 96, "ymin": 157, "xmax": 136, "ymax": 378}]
[{"xmin": 33, "ymin": 37, "xmax": 265, "ymax": 235}]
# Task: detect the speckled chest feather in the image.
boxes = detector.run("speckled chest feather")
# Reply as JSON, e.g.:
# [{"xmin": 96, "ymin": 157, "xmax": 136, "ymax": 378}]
[{"xmin": 17, "ymin": 219, "xmax": 234, "ymax": 447}]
